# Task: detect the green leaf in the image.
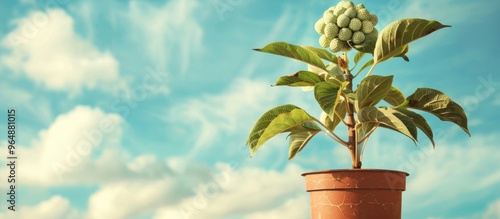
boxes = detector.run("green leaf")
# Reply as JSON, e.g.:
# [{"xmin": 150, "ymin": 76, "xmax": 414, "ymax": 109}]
[
  {"xmin": 406, "ymin": 88, "xmax": 470, "ymax": 136},
  {"xmin": 314, "ymin": 81, "xmax": 345, "ymax": 119},
  {"xmin": 356, "ymin": 75, "xmax": 394, "ymax": 108},
  {"xmin": 358, "ymin": 107, "xmax": 418, "ymax": 142},
  {"xmin": 288, "ymin": 131, "xmax": 320, "ymax": 159},
  {"xmin": 354, "ymin": 51, "xmax": 365, "ymax": 65},
  {"xmin": 394, "ymin": 108, "xmax": 435, "ymax": 147},
  {"xmin": 250, "ymin": 108, "xmax": 320, "ymax": 156},
  {"xmin": 255, "ymin": 42, "xmax": 327, "ymax": 71},
  {"xmin": 247, "ymin": 104, "xmax": 300, "ymax": 148},
  {"xmin": 322, "ymin": 98, "xmax": 347, "ymax": 132},
  {"xmin": 275, "ymin": 71, "xmax": 322, "ymax": 87},
  {"xmin": 384, "ymin": 86, "xmax": 406, "ymax": 106},
  {"xmin": 331, "ymin": 98, "xmax": 347, "ymax": 130},
  {"xmin": 373, "ymin": 19, "xmax": 450, "ymax": 65},
  {"xmin": 326, "ymin": 63, "xmax": 343, "ymax": 76},
  {"xmin": 396, "ymin": 45, "xmax": 410, "ymax": 62},
  {"xmin": 325, "ymin": 64, "xmax": 345, "ymax": 83},
  {"xmin": 303, "ymin": 46, "xmax": 338, "ymax": 64},
  {"xmin": 357, "ymin": 122, "xmax": 378, "ymax": 142},
  {"xmin": 353, "ymin": 30, "xmax": 378, "ymax": 54}
]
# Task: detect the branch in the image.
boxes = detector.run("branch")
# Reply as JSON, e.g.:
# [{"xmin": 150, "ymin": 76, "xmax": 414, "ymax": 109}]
[
  {"xmin": 312, "ymin": 117, "xmax": 349, "ymax": 147},
  {"xmin": 349, "ymin": 59, "xmax": 361, "ymax": 73},
  {"xmin": 322, "ymin": 130, "xmax": 349, "ymax": 147},
  {"xmin": 365, "ymin": 63, "xmax": 376, "ymax": 77}
]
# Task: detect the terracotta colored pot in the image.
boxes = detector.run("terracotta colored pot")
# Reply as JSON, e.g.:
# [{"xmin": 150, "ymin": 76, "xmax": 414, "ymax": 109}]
[{"xmin": 302, "ymin": 169, "xmax": 409, "ymax": 219}]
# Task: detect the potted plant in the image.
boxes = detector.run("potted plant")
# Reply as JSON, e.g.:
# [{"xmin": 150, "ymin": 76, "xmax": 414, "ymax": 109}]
[{"xmin": 245, "ymin": 1, "xmax": 470, "ymax": 218}]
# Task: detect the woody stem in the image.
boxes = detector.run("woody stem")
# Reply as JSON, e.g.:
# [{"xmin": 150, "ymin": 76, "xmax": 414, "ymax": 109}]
[{"xmin": 343, "ymin": 52, "xmax": 361, "ymax": 169}]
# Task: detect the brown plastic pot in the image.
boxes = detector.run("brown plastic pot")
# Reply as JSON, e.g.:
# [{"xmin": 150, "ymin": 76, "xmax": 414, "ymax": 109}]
[{"xmin": 302, "ymin": 169, "xmax": 409, "ymax": 219}]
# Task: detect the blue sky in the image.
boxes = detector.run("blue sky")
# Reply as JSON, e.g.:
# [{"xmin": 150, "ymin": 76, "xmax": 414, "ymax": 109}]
[{"xmin": 0, "ymin": 0, "xmax": 499, "ymax": 218}]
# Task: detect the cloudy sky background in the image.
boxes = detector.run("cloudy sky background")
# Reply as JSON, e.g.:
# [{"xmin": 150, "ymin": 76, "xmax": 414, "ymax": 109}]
[{"xmin": 0, "ymin": 0, "xmax": 499, "ymax": 218}]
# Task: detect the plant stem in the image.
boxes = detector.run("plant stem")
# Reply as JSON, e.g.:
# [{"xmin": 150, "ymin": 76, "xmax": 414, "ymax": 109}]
[
  {"xmin": 346, "ymin": 75, "xmax": 359, "ymax": 168},
  {"xmin": 343, "ymin": 51, "xmax": 361, "ymax": 169}
]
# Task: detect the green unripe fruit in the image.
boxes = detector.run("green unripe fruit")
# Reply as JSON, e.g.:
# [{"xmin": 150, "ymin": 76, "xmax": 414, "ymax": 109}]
[
  {"xmin": 364, "ymin": 28, "xmax": 378, "ymax": 43},
  {"xmin": 344, "ymin": 7, "xmax": 356, "ymax": 19},
  {"xmin": 348, "ymin": 18, "xmax": 362, "ymax": 31},
  {"xmin": 337, "ymin": 14, "xmax": 350, "ymax": 28},
  {"xmin": 338, "ymin": 28, "xmax": 352, "ymax": 41},
  {"xmin": 362, "ymin": 20, "xmax": 374, "ymax": 34},
  {"xmin": 315, "ymin": 18, "xmax": 326, "ymax": 34},
  {"xmin": 355, "ymin": 4, "xmax": 365, "ymax": 10},
  {"xmin": 333, "ymin": 1, "xmax": 347, "ymax": 16},
  {"xmin": 357, "ymin": 8, "xmax": 370, "ymax": 21},
  {"xmin": 336, "ymin": 1, "xmax": 346, "ymax": 9},
  {"xmin": 369, "ymin": 14, "xmax": 378, "ymax": 26},
  {"xmin": 329, "ymin": 38, "xmax": 343, "ymax": 53},
  {"xmin": 319, "ymin": 34, "xmax": 333, "ymax": 48},
  {"xmin": 323, "ymin": 10, "xmax": 331, "ymax": 16},
  {"xmin": 330, "ymin": 14, "xmax": 339, "ymax": 25},
  {"xmin": 324, "ymin": 23, "xmax": 339, "ymax": 37},
  {"xmin": 323, "ymin": 11, "xmax": 335, "ymax": 24},
  {"xmin": 343, "ymin": 1, "xmax": 354, "ymax": 9},
  {"xmin": 352, "ymin": 31, "xmax": 365, "ymax": 44}
]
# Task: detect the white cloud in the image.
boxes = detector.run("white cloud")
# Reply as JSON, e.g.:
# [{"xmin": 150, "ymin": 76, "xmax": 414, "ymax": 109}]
[
  {"xmin": 0, "ymin": 105, "xmax": 124, "ymax": 186},
  {"xmin": 152, "ymin": 163, "xmax": 307, "ymax": 219},
  {"xmin": 1, "ymin": 9, "xmax": 126, "ymax": 95},
  {"xmin": 388, "ymin": 133, "xmax": 500, "ymax": 213},
  {"xmin": 127, "ymin": 0, "xmax": 203, "ymax": 73},
  {"xmin": 0, "ymin": 196, "xmax": 80, "ymax": 219},
  {"xmin": 483, "ymin": 199, "xmax": 500, "ymax": 219},
  {"xmin": 0, "ymin": 104, "xmax": 219, "ymax": 219},
  {"xmin": 79, "ymin": 160, "xmax": 288, "ymax": 219},
  {"xmin": 0, "ymin": 104, "xmax": 223, "ymax": 217},
  {"xmin": 0, "ymin": 106, "xmax": 210, "ymax": 187},
  {"xmin": 83, "ymin": 156, "xmax": 227, "ymax": 219},
  {"xmin": 85, "ymin": 180, "xmax": 177, "ymax": 219}
]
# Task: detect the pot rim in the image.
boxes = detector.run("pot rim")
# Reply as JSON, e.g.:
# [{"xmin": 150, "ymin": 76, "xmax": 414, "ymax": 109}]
[{"xmin": 301, "ymin": 168, "xmax": 409, "ymax": 177}]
